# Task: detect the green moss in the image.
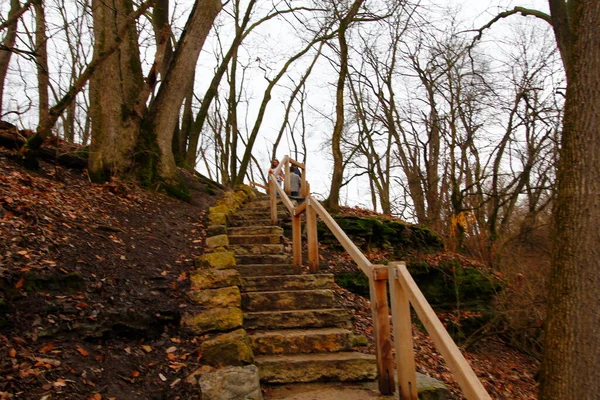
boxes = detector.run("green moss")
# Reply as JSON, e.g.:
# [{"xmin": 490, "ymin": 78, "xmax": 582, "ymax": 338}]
[
  {"xmin": 162, "ymin": 180, "xmax": 191, "ymax": 202},
  {"xmin": 335, "ymin": 272, "xmax": 370, "ymax": 298},
  {"xmin": 317, "ymin": 216, "xmax": 443, "ymax": 255}
]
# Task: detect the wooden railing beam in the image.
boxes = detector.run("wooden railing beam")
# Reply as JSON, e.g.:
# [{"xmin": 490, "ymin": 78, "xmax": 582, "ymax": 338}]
[
  {"xmin": 392, "ymin": 262, "xmax": 491, "ymax": 400},
  {"xmin": 388, "ymin": 263, "xmax": 418, "ymax": 400},
  {"xmin": 370, "ymin": 265, "xmax": 395, "ymax": 395},
  {"xmin": 306, "ymin": 201, "xmax": 319, "ymax": 273},
  {"xmin": 269, "ymin": 178, "xmax": 277, "ymax": 225},
  {"xmin": 292, "ymin": 214, "xmax": 302, "ymax": 274},
  {"xmin": 309, "ymin": 198, "xmax": 371, "ymax": 274}
]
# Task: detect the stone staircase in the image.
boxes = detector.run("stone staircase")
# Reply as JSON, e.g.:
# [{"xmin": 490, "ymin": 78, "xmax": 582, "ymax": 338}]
[{"xmin": 228, "ymin": 198, "xmax": 377, "ymax": 384}]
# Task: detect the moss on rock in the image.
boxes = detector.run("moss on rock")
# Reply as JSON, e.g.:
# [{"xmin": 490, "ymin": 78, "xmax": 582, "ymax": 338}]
[
  {"xmin": 182, "ymin": 307, "xmax": 243, "ymax": 334},
  {"xmin": 201, "ymin": 329, "xmax": 254, "ymax": 367},
  {"xmin": 187, "ymin": 286, "xmax": 241, "ymax": 308},
  {"xmin": 195, "ymin": 251, "xmax": 237, "ymax": 270}
]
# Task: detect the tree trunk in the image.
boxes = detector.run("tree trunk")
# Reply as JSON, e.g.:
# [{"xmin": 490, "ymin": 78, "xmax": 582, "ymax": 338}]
[
  {"xmin": 34, "ymin": 0, "xmax": 49, "ymax": 132},
  {"xmin": 541, "ymin": 1, "xmax": 600, "ymax": 398},
  {"xmin": 0, "ymin": 0, "xmax": 21, "ymax": 115},
  {"xmin": 88, "ymin": 0, "xmax": 144, "ymax": 182},
  {"xmin": 139, "ymin": 0, "xmax": 221, "ymax": 196}
]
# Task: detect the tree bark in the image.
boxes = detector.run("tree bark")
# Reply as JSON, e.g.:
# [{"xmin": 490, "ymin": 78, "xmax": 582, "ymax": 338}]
[
  {"xmin": 0, "ymin": 0, "xmax": 21, "ymax": 115},
  {"xmin": 34, "ymin": 0, "xmax": 49, "ymax": 132},
  {"xmin": 326, "ymin": 0, "xmax": 364, "ymax": 212},
  {"xmin": 140, "ymin": 0, "xmax": 221, "ymax": 195},
  {"xmin": 541, "ymin": 1, "xmax": 600, "ymax": 398},
  {"xmin": 88, "ymin": 0, "xmax": 144, "ymax": 182}
]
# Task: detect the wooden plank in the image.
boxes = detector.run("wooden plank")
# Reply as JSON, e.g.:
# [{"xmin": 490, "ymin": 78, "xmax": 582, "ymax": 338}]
[
  {"xmin": 269, "ymin": 178, "xmax": 278, "ymax": 224},
  {"xmin": 392, "ymin": 262, "xmax": 492, "ymax": 400},
  {"xmin": 306, "ymin": 201, "xmax": 319, "ymax": 273},
  {"xmin": 388, "ymin": 264, "xmax": 418, "ymax": 399},
  {"xmin": 250, "ymin": 181, "xmax": 268, "ymax": 191},
  {"xmin": 309, "ymin": 198, "xmax": 371, "ymax": 274},
  {"xmin": 369, "ymin": 268, "xmax": 394, "ymax": 395},
  {"xmin": 292, "ymin": 214, "xmax": 302, "ymax": 274},
  {"xmin": 272, "ymin": 182, "xmax": 295, "ymax": 214},
  {"xmin": 289, "ymin": 159, "xmax": 305, "ymax": 169},
  {"xmin": 294, "ymin": 201, "xmax": 307, "ymax": 216},
  {"xmin": 284, "ymin": 158, "xmax": 291, "ymax": 194},
  {"xmin": 372, "ymin": 265, "xmax": 389, "ymax": 281}
]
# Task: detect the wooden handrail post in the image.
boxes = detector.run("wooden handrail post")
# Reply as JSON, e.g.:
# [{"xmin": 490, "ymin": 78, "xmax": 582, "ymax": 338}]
[
  {"xmin": 392, "ymin": 262, "xmax": 491, "ymax": 400},
  {"xmin": 284, "ymin": 157, "xmax": 291, "ymax": 194},
  {"xmin": 370, "ymin": 265, "xmax": 395, "ymax": 395},
  {"xmin": 270, "ymin": 178, "xmax": 278, "ymax": 224},
  {"xmin": 306, "ymin": 198, "xmax": 319, "ymax": 273},
  {"xmin": 388, "ymin": 264, "xmax": 418, "ymax": 400},
  {"xmin": 292, "ymin": 213, "xmax": 302, "ymax": 274}
]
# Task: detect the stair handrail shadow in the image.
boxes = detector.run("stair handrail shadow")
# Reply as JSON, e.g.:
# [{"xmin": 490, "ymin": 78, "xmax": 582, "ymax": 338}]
[{"xmin": 265, "ymin": 155, "xmax": 491, "ymax": 400}]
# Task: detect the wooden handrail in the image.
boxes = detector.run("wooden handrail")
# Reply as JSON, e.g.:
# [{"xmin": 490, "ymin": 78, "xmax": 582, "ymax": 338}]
[
  {"xmin": 308, "ymin": 197, "xmax": 372, "ymax": 277},
  {"xmin": 265, "ymin": 155, "xmax": 491, "ymax": 400},
  {"xmin": 390, "ymin": 262, "xmax": 492, "ymax": 400}
]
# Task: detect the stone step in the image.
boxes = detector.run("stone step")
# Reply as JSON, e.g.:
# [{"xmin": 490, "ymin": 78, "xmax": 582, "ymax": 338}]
[
  {"xmin": 250, "ymin": 328, "xmax": 354, "ymax": 355},
  {"xmin": 227, "ymin": 225, "xmax": 283, "ymax": 236},
  {"xmin": 229, "ymin": 234, "xmax": 281, "ymax": 245},
  {"xmin": 255, "ymin": 352, "xmax": 377, "ymax": 383},
  {"xmin": 242, "ymin": 289, "xmax": 335, "ymax": 312},
  {"xmin": 241, "ymin": 274, "xmax": 335, "ymax": 292},
  {"xmin": 231, "ymin": 244, "xmax": 285, "ymax": 255},
  {"xmin": 235, "ymin": 254, "xmax": 291, "ymax": 265},
  {"xmin": 229, "ymin": 217, "xmax": 282, "ymax": 227},
  {"xmin": 244, "ymin": 309, "xmax": 350, "ymax": 330},
  {"xmin": 236, "ymin": 264, "xmax": 295, "ymax": 277}
]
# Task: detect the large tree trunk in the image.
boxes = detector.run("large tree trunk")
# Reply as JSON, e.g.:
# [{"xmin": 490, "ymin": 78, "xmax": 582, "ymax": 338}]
[
  {"xmin": 0, "ymin": 0, "xmax": 21, "ymax": 115},
  {"xmin": 540, "ymin": 1, "xmax": 600, "ymax": 398},
  {"xmin": 34, "ymin": 0, "xmax": 49, "ymax": 132},
  {"xmin": 139, "ymin": 0, "xmax": 221, "ymax": 196},
  {"xmin": 88, "ymin": 0, "xmax": 144, "ymax": 182}
]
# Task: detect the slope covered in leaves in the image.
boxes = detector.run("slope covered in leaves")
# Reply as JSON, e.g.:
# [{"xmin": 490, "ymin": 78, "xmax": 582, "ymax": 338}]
[{"xmin": 0, "ymin": 147, "xmax": 219, "ymax": 399}]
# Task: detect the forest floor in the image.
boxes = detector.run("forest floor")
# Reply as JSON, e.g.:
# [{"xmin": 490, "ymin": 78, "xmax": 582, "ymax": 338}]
[{"xmin": 0, "ymin": 143, "xmax": 539, "ymax": 399}]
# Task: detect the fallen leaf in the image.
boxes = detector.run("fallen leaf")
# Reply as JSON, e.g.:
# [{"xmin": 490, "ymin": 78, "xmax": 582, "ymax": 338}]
[
  {"xmin": 9, "ymin": 348, "xmax": 16, "ymax": 358},
  {"xmin": 132, "ymin": 371, "xmax": 140, "ymax": 377},
  {"xmin": 141, "ymin": 345, "xmax": 152, "ymax": 353},
  {"xmin": 165, "ymin": 346, "xmax": 177, "ymax": 354},
  {"xmin": 15, "ymin": 278, "xmax": 24, "ymax": 289},
  {"xmin": 76, "ymin": 345, "xmax": 89, "ymax": 356},
  {"xmin": 40, "ymin": 343, "xmax": 54, "ymax": 353}
]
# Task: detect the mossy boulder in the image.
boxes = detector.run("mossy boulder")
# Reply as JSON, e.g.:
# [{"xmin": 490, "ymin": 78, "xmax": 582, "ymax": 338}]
[
  {"xmin": 182, "ymin": 307, "xmax": 243, "ymax": 334},
  {"xmin": 209, "ymin": 205, "xmax": 231, "ymax": 215},
  {"xmin": 188, "ymin": 286, "xmax": 241, "ymax": 308},
  {"xmin": 190, "ymin": 269, "xmax": 241, "ymax": 290},
  {"xmin": 201, "ymin": 329, "xmax": 254, "ymax": 367},
  {"xmin": 196, "ymin": 251, "xmax": 236, "ymax": 270},
  {"xmin": 209, "ymin": 213, "xmax": 228, "ymax": 226},
  {"xmin": 205, "ymin": 234, "xmax": 229, "ymax": 249},
  {"xmin": 317, "ymin": 216, "xmax": 443, "ymax": 257}
]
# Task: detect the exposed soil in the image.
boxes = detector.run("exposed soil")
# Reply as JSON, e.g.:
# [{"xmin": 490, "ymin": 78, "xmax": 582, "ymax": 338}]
[{"xmin": 0, "ymin": 146, "xmax": 221, "ymax": 399}]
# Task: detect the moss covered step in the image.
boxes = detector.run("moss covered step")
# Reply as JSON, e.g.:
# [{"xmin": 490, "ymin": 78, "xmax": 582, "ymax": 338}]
[
  {"xmin": 249, "ymin": 328, "xmax": 354, "ymax": 355},
  {"xmin": 241, "ymin": 274, "xmax": 335, "ymax": 292},
  {"xmin": 235, "ymin": 254, "xmax": 291, "ymax": 265},
  {"xmin": 231, "ymin": 244, "xmax": 285, "ymax": 255},
  {"xmin": 228, "ymin": 234, "xmax": 281, "ymax": 245},
  {"xmin": 241, "ymin": 289, "xmax": 335, "ymax": 312},
  {"xmin": 235, "ymin": 263, "xmax": 295, "ymax": 277},
  {"xmin": 243, "ymin": 309, "xmax": 351, "ymax": 330},
  {"xmin": 227, "ymin": 226, "xmax": 284, "ymax": 236},
  {"xmin": 255, "ymin": 352, "xmax": 377, "ymax": 383},
  {"xmin": 229, "ymin": 216, "xmax": 286, "ymax": 227}
]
